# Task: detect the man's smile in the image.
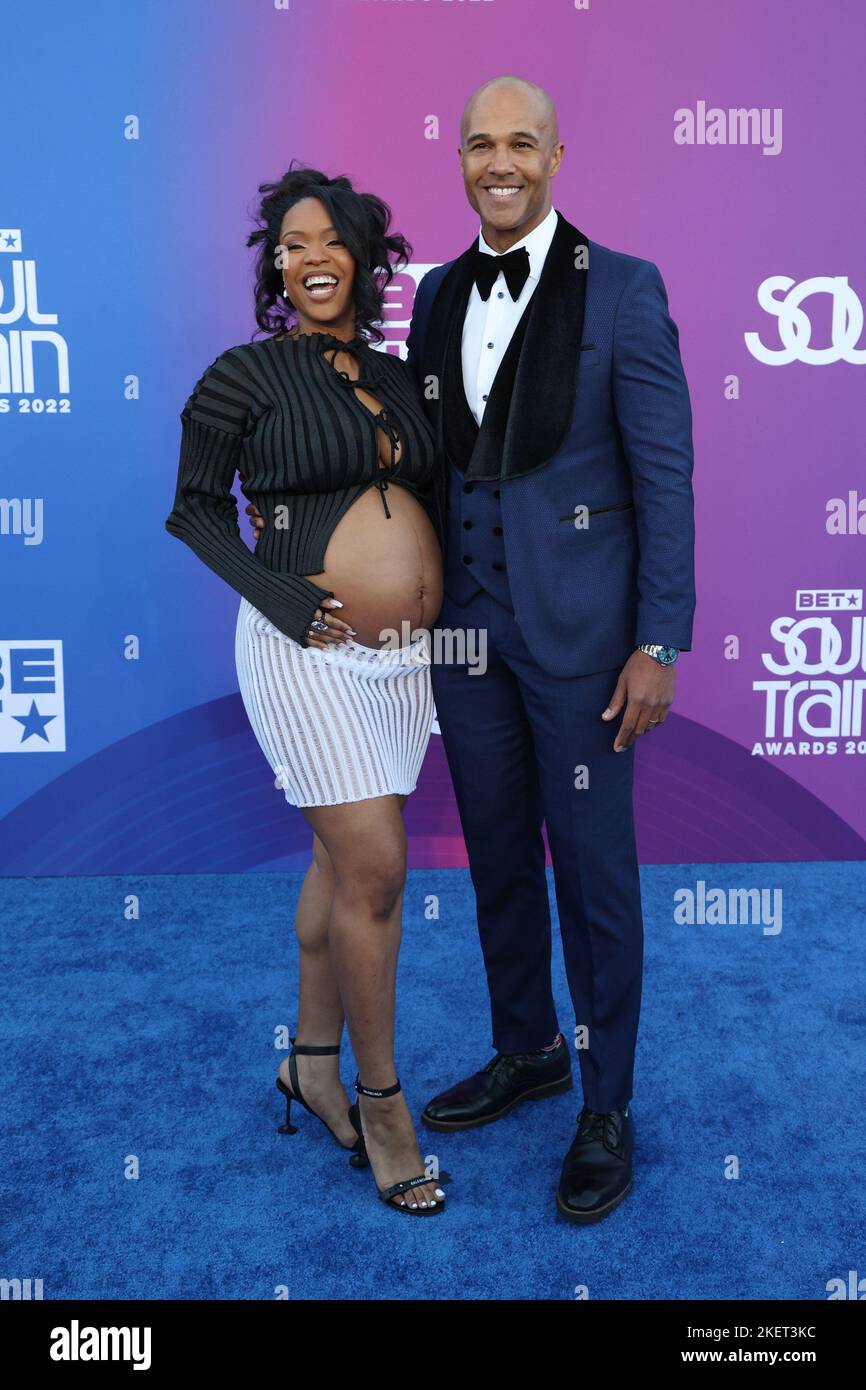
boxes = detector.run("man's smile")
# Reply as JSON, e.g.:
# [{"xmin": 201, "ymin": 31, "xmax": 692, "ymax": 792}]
[{"xmin": 482, "ymin": 185, "xmax": 523, "ymax": 200}]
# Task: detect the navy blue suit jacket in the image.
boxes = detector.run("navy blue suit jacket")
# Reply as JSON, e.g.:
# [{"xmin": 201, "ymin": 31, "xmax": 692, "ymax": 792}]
[{"xmin": 406, "ymin": 212, "xmax": 696, "ymax": 679}]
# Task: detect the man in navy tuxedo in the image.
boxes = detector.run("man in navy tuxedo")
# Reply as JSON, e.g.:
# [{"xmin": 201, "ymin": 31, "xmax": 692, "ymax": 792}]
[{"xmin": 406, "ymin": 75, "xmax": 695, "ymax": 1223}]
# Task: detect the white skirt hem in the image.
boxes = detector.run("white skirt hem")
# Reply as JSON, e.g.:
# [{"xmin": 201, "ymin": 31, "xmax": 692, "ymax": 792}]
[{"xmin": 234, "ymin": 596, "xmax": 434, "ymax": 808}]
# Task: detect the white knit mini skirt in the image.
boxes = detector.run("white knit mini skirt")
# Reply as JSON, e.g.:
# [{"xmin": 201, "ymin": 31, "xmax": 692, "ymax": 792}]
[{"xmin": 234, "ymin": 596, "xmax": 434, "ymax": 807}]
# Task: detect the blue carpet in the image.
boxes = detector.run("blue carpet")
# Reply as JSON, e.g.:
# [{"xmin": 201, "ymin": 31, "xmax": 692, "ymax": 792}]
[{"xmin": 1, "ymin": 863, "xmax": 863, "ymax": 1301}]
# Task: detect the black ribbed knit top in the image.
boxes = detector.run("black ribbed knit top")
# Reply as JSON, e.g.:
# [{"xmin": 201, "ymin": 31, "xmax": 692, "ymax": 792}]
[{"xmin": 165, "ymin": 331, "xmax": 438, "ymax": 645}]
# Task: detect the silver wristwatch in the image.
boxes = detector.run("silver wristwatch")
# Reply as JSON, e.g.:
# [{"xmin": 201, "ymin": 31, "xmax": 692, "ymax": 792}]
[{"xmin": 637, "ymin": 643, "xmax": 679, "ymax": 666}]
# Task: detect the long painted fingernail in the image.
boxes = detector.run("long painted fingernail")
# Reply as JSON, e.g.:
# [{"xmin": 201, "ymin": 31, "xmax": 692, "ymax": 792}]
[{"xmin": 325, "ymin": 599, "xmax": 343, "ymax": 608}]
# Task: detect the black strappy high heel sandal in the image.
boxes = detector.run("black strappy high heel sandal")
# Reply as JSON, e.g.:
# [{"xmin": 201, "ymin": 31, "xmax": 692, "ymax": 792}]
[
  {"xmin": 348, "ymin": 1075, "xmax": 448, "ymax": 1215},
  {"xmin": 275, "ymin": 1039, "xmax": 368, "ymax": 1166}
]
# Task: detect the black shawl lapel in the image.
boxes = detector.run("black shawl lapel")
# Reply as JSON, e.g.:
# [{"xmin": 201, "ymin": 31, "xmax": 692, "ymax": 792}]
[
  {"xmin": 480, "ymin": 210, "xmax": 588, "ymax": 482},
  {"xmin": 420, "ymin": 211, "xmax": 589, "ymax": 484},
  {"xmin": 463, "ymin": 293, "xmax": 532, "ymax": 479},
  {"xmin": 418, "ymin": 242, "xmax": 476, "ymax": 531},
  {"xmin": 418, "ymin": 239, "xmax": 478, "ymax": 458},
  {"xmin": 441, "ymin": 263, "xmax": 480, "ymax": 472}
]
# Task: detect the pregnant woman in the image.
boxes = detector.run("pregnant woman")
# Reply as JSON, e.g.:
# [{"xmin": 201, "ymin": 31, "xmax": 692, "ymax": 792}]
[{"xmin": 165, "ymin": 167, "xmax": 446, "ymax": 1215}]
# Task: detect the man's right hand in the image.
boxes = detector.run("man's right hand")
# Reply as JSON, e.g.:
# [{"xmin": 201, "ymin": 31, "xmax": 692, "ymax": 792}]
[{"xmin": 240, "ymin": 475, "xmax": 266, "ymax": 545}]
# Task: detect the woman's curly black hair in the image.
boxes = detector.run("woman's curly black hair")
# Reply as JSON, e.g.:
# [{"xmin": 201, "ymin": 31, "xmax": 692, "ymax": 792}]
[{"xmin": 246, "ymin": 163, "xmax": 412, "ymax": 345}]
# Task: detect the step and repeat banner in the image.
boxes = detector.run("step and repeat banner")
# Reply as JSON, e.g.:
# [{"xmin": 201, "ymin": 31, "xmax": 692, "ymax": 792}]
[{"xmin": 2, "ymin": 0, "xmax": 864, "ymax": 872}]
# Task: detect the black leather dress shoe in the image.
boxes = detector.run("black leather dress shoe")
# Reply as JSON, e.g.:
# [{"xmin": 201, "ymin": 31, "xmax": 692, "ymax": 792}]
[
  {"xmin": 556, "ymin": 1104, "xmax": 634, "ymax": 1224},
  {"xmin": 422, "ymin": 1041, "xmax": 572, "ymax": 1131}
]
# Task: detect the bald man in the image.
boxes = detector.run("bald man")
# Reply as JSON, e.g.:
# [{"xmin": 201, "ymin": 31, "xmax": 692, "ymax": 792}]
[{"xmin": 406, "ymin": 76, "xmax": 695, "ymax": 1223}]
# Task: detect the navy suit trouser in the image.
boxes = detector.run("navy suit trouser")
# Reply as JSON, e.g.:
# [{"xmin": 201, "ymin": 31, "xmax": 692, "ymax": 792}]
[{"xmin": 431, "ymin": 587, "xmax": 644, "ymax": 1113}]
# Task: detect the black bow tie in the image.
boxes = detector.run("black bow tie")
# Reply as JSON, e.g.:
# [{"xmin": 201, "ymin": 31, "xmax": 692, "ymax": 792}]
[{"xmin": 472, "ymin": 244, "xmax": 531, "ymax": 302}]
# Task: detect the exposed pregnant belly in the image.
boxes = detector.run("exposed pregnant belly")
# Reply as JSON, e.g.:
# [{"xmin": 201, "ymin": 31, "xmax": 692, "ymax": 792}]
[{"xmin": 303, "ymin": 482, "xmax": 443, "ymax": 648}]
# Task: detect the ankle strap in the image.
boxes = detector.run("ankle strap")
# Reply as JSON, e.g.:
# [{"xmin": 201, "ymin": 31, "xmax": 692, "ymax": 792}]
[
  {"xmin": 355, "ymin": 1073, "xmax": 402, "ymax": 1099},
  {"xmin": 289, "ymin": 1037, "xmax": 341, "ymax": 1056}
]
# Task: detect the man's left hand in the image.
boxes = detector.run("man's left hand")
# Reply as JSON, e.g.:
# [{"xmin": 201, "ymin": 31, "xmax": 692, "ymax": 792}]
[
  {"xmin": 239, "ymin": 472, "xmax": 266, "ymax": 544},
  {"xmin": 602, "ymin": 650, "xmax": 675, "ymax": 752}
]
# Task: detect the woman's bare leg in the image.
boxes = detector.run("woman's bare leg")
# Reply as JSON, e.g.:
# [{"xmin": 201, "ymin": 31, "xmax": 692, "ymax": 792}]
[
  {"xmin": 301, "ymin": 795, "xmax": 445, "ymax": 1210},
  {"xmin": 279, "ymin": 833, "xmax": 356, "ymax": 1147}
]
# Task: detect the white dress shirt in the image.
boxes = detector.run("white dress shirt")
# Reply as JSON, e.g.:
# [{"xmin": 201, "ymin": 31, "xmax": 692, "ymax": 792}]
[{"xmin": 461, "ymin": 204, "xmax": 558, "ymax": 426}]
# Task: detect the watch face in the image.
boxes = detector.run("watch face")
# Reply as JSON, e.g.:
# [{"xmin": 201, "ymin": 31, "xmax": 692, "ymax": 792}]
[{"xmin": 658, "ymin": 646, "xmax": 679, "ymax": 665}]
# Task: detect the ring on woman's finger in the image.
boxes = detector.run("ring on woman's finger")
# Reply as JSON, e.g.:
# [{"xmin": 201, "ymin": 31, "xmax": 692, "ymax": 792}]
[{"xmin": 309, "ymin": 619, "xmax": 329, "ymax": 632}]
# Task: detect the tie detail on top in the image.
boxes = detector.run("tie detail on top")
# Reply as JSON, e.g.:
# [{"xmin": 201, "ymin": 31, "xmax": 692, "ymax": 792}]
[{"xmin": 321, "ymin": 338, "xmax": 402, "ymax": 519}]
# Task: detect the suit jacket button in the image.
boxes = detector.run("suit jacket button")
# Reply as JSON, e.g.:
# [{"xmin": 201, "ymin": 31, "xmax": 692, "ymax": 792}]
[
  {"xmin": 463, "ymin": 483, "xmax": 474, "ymax": 493},
  {"xmin": 493, "ymin": 489, "xmax": 500, "ymax": 498},
  {"xmin": 492, "ymin": 525, "xmax": 503, "ymax": 535},
  {"xmin": 462, "ymin": 555, "xmax": 473, "ymax": 564},
  {"xmin": 492, "ymin": 562, "xmax": 504, "ymax": 572},
  {"xmin": 463, "ymin": 520, "xmax": 473, "ymax": 530}
]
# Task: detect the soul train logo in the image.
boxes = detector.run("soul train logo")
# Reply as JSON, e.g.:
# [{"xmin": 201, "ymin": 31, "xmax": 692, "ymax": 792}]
[
  {"xmin": 745, "ymin": 275, "xmax": 866, "ymax": 365},
  {"xmin": 0, "ymin": 228, "xmax": 70, "ymax": 403},
  {"xmin": 752, "ymin": 589, "xmax": 866, "ymax": 757},
  {"xmin": 377, "ymin": 264, "xmax": 438, "ymax": 358}
]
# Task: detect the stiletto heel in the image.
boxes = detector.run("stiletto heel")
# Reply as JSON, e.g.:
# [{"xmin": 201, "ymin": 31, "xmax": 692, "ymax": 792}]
[
  {"xmin": 347, "ymin": 1105, "xmax": 370, "ymax": 1169},
  {"xmin": 349, "ymin": 1075, "xmax": 450, "ymax": 1215},
  {"xmin": 274, "ymin": 1037, "xmax": 364, "ymax": 1161},
  {"xmin": 276, "ymin": 1087, "xmax": 298, "ymax": 1135}
]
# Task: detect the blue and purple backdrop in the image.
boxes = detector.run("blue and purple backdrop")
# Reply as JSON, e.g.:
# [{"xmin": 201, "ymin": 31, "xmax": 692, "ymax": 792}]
[{"xmin": 2, "ymin": 0, "xmax": 864, "ymax": 873}]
